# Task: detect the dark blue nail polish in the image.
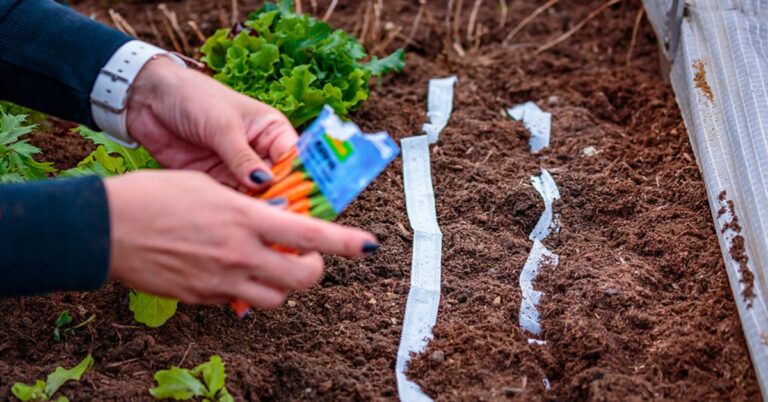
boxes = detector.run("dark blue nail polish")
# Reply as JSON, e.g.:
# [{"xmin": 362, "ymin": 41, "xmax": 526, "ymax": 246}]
[
  {"xmin": 250, "ymin": 169, "xmax": 272, "ymax": 185},
  {"xmin": 267, "ymin": 197, "xmax": 287, "ymax": 206},
  {"xmin": 362, "ymin": 242, "xmax": 380, "ymax": 255}
]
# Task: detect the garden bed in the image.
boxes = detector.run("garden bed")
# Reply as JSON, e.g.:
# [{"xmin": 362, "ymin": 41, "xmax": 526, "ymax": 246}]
[{"xmin": 0, "ymin": 0, "xmax": 760, "ymax": 400}]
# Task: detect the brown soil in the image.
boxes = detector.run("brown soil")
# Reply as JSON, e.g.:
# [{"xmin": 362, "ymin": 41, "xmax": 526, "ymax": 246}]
[
  {"xmin": 0, "ymin": 0, "xmax": 759, "ymax": 401},
  {"xmin": 693, "ymin": 59, "xmax": 714, "ymax": 102},
  {"xmin": 718, "ymin": 191, "xmax": 756, "ymax": 307}
]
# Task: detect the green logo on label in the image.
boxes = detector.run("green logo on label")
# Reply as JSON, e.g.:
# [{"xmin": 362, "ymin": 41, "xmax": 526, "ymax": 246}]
[{"xmin": 323, "ymin": 133, "xmax": 354, "ymax": 161}]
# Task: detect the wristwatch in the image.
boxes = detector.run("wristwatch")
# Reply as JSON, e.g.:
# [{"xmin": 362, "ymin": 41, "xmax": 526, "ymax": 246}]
[{"xmin": 89, "ymin": 40, "xmax": 186, "ymax": 148}]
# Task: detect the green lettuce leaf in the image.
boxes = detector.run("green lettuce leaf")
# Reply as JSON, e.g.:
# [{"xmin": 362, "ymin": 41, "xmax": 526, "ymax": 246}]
[
  {"xmin": 128, "ymin": 291, "xmax": 179, "ymax": 328},
  {"xmin": 11, "ymin": 355, "xmax": 93, "ymax": 401},
  {"xmin": 149, "ymin": 356, "xmax": 233, "ymax": 401},
  {"xmin": 201, "ymin": 0, "xmax": 404, "ymax": 127}
]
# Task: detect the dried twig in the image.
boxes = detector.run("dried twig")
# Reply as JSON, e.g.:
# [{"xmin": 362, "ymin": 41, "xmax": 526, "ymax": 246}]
[
  {"xmin": 445, "ymin": 0, "xmax": 454, "ymax": 53},
  {"xmin": 295, "ymin": 0, "xmax": 302, "ymax": 14},
  {"xmin": 159, "ymin": 4, "xmax": 190, "ymax": 54},
  {"xmin": 452, "ymin": 0, "xmax": 466, "ymax": 55},
  {"xmin": 535, "ymin": 0, "xmax": 622, "ymax": 55},
  {"xmin": 351, "ymin": 1, "xmax": 367, "ymax": 38},
  {"xmin": 360, "ymin": 1, "xmax": 373, "ymax": 45},
  {"xmin": 159, "ymin": 11, "xmax": 183, "ymax": 53},
  {"xmin": 323, "ymin": 0, "xmax": 339, "ymax": 21},
  {"xmin": 310, "ymin": 0, "xmax": 318, "ymax": 14},
  {"xmin": 403, "ymin": 0, "xmax": 426, "ymax": 48},
  {"xmin": 145, "ymin": 8, "xmax": 165, "ymax": 46},
  {"xmin": 626, "ymin": 7, "xmax": 645, "ymax": 65},
  {"xmin": 498, "ymin": 0, "xmax": 508, "ymax": 28},
  {"xmin": 178, "ymin": 342, "xmax": 195, "ymax": 367},
  {"xmin": 370, "ymin": 24, "xmax": 402, "ymax": 56},
  {"xmin": 218, "ymin": 8, "xmax": 229, "ymax": 29},
  {"xmin": 472, "ymin": 23, "xmax": 487, "ymax": 51},
  {"xmin": 503, "ymin": 0, "xmax": 559, "ymax": 45},
  {"xmin": 187, "ymin": 20, "xmax": 206, "ymax": 43},
  {"xmin": 368, "ymin": 0, "xmax": 383, "ymax": 48},
  {"xmin": 109, "ymin": 9, "xmax": 138, "ymax": 37},
  {"xmin": 466, "ymin": 0, "xmax": 483, "ymax": 42},
  {"xmin": 231, "ymin": 0, "xmax": 239, "ymax": 26}
]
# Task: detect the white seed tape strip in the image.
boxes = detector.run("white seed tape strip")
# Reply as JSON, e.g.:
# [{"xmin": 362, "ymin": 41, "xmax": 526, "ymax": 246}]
[
  {"xmin": 519, "ymin": 240, "xmax": 558, "ymax": 336},
  {"xmin": 422, "ymin": 76, "xmax": 458, "ymax": 144},
  {"xmin": 397, "ymin": 135, "xmax": 442, "ymax": 402},
  {"xmin": 529, "ymin": 169, "xmax": 561, "ymax": 241},
  {"xmin": 507, "ymin": 101, "xmax": 552, "ymax": 153},
  {"xmin": 519, "ymin": 169, "xmax": 560, "ymax": 340},
  {"xmin": 396, "ymin": 76, "xmax": 456, "ymax": 402}
]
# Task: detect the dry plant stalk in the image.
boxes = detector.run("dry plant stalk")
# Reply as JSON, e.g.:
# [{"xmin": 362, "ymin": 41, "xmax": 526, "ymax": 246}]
[
  {"xmin": 187, "ymin": 20, "xmax": 207, "ymax": 43},
  {"xmin": 351, "ymin": 1, "xmax": 367, "ymax": 38},
  {"xmin": 218, "ymin": 8, "xmax": 229, "ymax": 29},
  {"xmin": 371, "ymin": 0, "xmax": 384, "ymax": 48},
  {"xmin": 452, "ymin": 0, "xmax": 466, "ymax": 55},
  {"xmin": 310, "ymin": 0, "xmax": 318, "ymax": 14},
  {"xmin": 445, "ymin": 0, "xmax": 454, "ymax": 53},
  {"xmin": 403, "ymin": 0, "xmax": 426, "ymax": 48},
  {"xmin": 472, "ymin": 22, "xmax": 487, "ymax": 51},
  {"xmin": 108, "ymin": 9, "xmax": 138, "ymax": 37},
  {"xmin": 503, "ymin": 0, "xmax": 560, "ymax": 45},
  {"xmin": 360, "ymin": 0, "xmax": 373, "ymax": 46},
  {"xmin": 498, "ymin": 0, "xmax": 508, "ymax": 28},
  {"xmin": 158, "ymin": 4, "xmax": 191, "ymax": 54},
  {"xmin": 295, "ymin": 0, "xmax": 303, "ymax": 14},
  {"xmin": 157, "ymin": 7, "xmax": 183, "ymax": 53},
  {"xmin": 370, "ymin": 24, "xmax": 402, "ymax": 56},
  {"xmin": 323, "ymin": 0, "xmax": 339, "ymax": 21},
  {"xmin": 626, "ymin": 7, "xmax": 645, "ymax": 65},
  {"xmin": 466, "ymin": 0, "xmax": 482, "ymax": 42},
  {"xmin": 145, "ymin": 8, "xmax": 165, "ymax": 46},
  {"xmin": 231, "ymin": 0, "xmax": 239, "ymax": 26},
  {"xmin": 535, "ymin": 0, "xmax": 623, "ymax": 55}
]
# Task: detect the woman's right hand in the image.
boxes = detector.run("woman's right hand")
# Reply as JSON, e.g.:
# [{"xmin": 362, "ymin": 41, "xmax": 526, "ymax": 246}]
[{"xmin": 103, "ymin": 170, "xmax": 378, "ymax": 309}]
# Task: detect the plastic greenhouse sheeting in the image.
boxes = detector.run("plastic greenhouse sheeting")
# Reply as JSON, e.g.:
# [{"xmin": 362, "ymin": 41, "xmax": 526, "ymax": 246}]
[{"xmin": 642, "ymin": 0, "xmax": 768, "ymax": 397}]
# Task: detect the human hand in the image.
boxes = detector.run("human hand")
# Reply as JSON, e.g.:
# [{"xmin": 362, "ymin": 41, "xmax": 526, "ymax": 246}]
[
  {"xmin": 125, "ymin": 57, "xmax": 295, "ymax": 190},
  {"xmin": 103, "ymin": 170, "xmax": 378, "ymax": 308}
]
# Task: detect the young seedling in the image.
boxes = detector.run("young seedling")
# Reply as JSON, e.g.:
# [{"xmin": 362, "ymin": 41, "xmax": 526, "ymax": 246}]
[
  {"xmin": 11, "ymin": 355, "xmax": 94, "ymax": 402},
  {"xmin": 52, "ymin": 310, "xmax": 96, "ymax": 342},
  {"xmin": 149, "ymin": 355, "xmax": 234, "ymax": 402},
  {"xmin": 0, "ymin": 111, "xmax": 55, "ymax": 184}
]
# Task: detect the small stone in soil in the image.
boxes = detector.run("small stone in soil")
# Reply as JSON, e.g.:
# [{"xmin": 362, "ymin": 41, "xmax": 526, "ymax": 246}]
[
  {"xmin": 287, "ymin": 300, "xmax": 297, "ymax": 307},
  {"xmin": 493, "ymin": 296, "xmax": 502, "ymax": 305},
  {"xmin": 582, "ymin": 146, "xmax": 599, "ymax": 157},
  {"xmin": 368, "ymin": 298, "xmax": 377, "ymax": 305},
  {"xmin": 430, "ymin": 350, "xmax": 445, "ymax": 363},
  {"xmin": 547, "ymin": 95, "xmax": 559, "ymax": 107}
]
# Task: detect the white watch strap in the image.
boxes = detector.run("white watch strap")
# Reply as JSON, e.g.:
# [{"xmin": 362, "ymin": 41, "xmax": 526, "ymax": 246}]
[{"xmin": 90, "ymin": 40, "xmax": 185, "ymax": 148}]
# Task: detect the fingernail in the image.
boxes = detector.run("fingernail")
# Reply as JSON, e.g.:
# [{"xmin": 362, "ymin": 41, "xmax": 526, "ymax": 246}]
[
  {"xmin": 267, "ymin": 197, "xmax": 287, "ymax": 207},
  {"xmin": 249, "ymin": 169, "xmax": 272, "ymax": 185},
  {"xmin": 362, "ymin": 241, "xmax": 380, "ymax": 255}
]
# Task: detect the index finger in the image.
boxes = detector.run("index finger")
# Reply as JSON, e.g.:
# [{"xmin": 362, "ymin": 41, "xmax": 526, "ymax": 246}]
[{"xmin": 254, "ymin": 205, "xmax": 379, "ymax": 258}]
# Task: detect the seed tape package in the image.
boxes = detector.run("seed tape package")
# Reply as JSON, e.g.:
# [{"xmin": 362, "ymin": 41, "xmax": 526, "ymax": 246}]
[
  {"xmin": 231, "ymin": 106, "xmax": 399, "ymax": 317},
  {"xmin": 296, "ymin": 106, "xmax": 400, "ymax": 215}
]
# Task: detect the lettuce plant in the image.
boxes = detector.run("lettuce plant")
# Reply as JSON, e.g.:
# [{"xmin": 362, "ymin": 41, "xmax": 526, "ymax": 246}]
[
  {"xmin": 11, "ymin": 355, "xmax": 94, "ymax": 402},
  {"xmin": 201, "ymin": 0, "xmax": 404, "ymax": 127},
  {"xmin": 150, "ymin": 355, "xmax": 233, "ymax": 402}
]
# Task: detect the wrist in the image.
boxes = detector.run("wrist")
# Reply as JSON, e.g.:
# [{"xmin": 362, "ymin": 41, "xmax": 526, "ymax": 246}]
[
  {"xmin": 90, "ymin": 40, "xmax": 185, "ymax": 147},
  {"xmin": 125, "ymin": 56, "xmax": 183, "ymax": 144}
]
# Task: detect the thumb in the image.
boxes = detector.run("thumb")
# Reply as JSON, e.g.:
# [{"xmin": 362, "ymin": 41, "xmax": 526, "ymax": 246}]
[{"xmin": 215, "ymin": 133, "xmax": 273, "ymax": 190}]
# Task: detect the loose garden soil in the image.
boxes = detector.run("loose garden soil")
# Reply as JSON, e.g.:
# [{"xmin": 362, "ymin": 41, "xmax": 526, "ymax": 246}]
[{"xmin": 0, "ymin": 0, "xmax": 760, "ymax": 400}]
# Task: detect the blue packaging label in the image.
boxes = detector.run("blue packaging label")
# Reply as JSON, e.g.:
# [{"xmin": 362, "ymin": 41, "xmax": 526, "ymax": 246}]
[{"xmin": 297, "ymin": 106, "xmax": 400, "ymax": 213}]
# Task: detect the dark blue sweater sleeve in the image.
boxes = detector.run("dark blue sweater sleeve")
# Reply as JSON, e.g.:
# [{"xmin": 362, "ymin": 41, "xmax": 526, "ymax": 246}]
[
  {"xmin": 0, "ymin": 1, "xmax": 128, "ymax": 295},
  {"xmin": 0, "ymin": 176, "xmax": 111, "ymax": 296},
  {"xmin": 0, "ymin": 0, "xmax": 132, "ymax": 128}
]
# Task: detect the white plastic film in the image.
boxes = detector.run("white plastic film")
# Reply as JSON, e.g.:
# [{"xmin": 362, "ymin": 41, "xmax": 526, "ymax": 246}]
[
  {"xmin": 507, "ymin": 101, "xmax": 552, "ymax": 153},
  {"xmin": 642, "ymin": 0, "xmax": 768, "ymax": 396},
  {"xmin": 396, "ymin": 77, "xmax": 456, "ymax": 402},
  {"xmin": 422, "ymin": 76, "xmax": 458, "ymax": 144}
]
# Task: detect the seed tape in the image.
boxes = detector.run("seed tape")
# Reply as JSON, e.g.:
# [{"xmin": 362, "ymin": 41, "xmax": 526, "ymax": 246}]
[
  {"xmin": 422, "ymin": 76, "xmax": 458, "ymax": 144},
  {"xmin": 643, "ymin": 0, "xmax": 768, "ymax": 396},
  {"xmin": 519, "ymin": 169, "xmax": 560, "ymax": 341},
  {"xmin": 507, "ymin": 101, "xmax": 552, "ymax": 153},
  {"xmin": 396, "ymin": 77, "xmax": 456, "ymax": 402}
]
